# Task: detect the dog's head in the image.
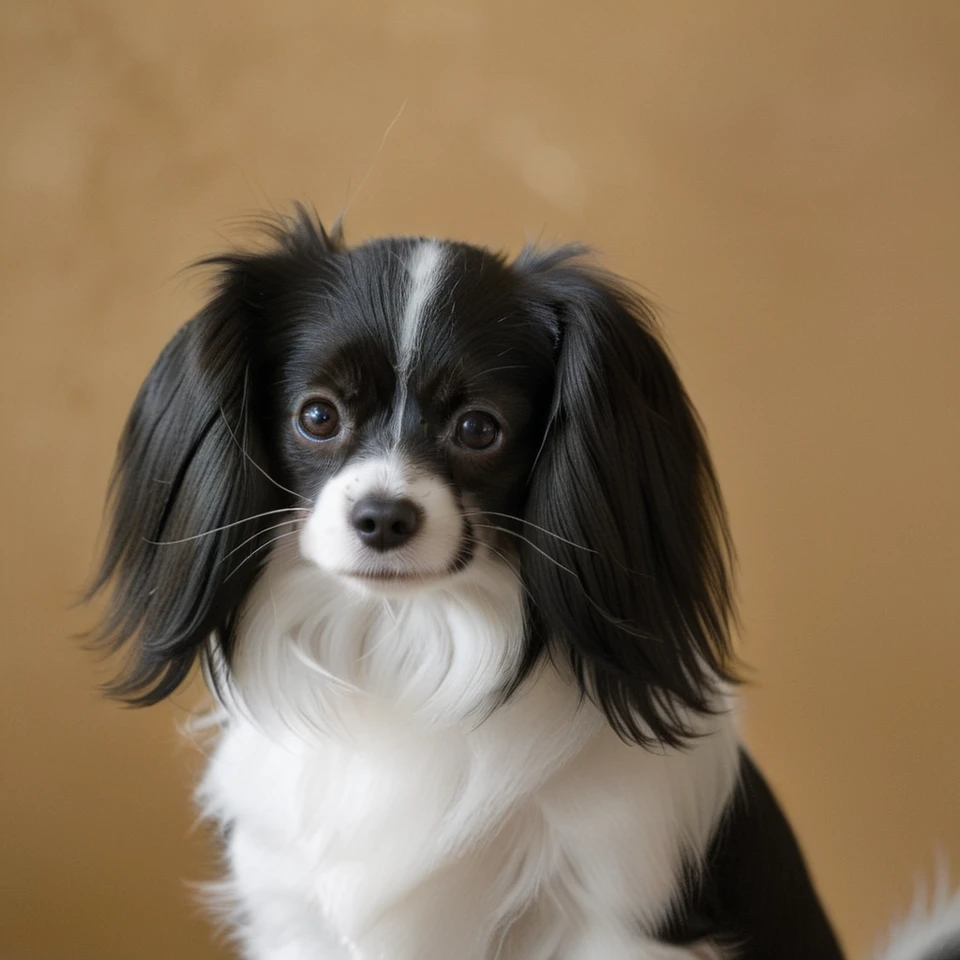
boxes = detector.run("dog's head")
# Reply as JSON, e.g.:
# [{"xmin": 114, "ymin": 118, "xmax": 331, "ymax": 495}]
[{"xmin": 92, "ymin": 208, "xmax": 736, "ymax": 746}]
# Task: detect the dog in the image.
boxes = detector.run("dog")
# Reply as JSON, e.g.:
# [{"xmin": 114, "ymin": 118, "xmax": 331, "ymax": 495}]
[{"xmin": 91, "ymin": 207, "xmax": 960, "ymax": 959}]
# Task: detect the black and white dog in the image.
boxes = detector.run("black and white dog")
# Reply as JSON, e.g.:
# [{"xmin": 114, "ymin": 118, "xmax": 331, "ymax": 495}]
[{"xmin": 92, "ymin": 208, "xmax": 960, "ymax": 959}]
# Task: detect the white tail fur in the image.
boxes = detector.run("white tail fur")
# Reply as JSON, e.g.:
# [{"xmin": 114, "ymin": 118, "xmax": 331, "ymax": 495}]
[{"xmin": 873, "ymin": 865, "xmax": 960, "ymax": 960}]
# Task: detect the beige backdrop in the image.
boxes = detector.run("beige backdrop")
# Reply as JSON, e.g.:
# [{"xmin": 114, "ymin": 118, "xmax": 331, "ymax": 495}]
[{"xmin": 2, "ymin": 2, "xmax": 958, "ymax": 958}]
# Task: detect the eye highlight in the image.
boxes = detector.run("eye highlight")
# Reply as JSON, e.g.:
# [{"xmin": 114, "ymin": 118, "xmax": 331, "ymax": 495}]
[
  {"xmin": 297, "ymin": 399, "xmax": 341, "ymax": 441},
  {"xmin": 455, "ymin": 411, "xmax": 499, "ymax": 451}
]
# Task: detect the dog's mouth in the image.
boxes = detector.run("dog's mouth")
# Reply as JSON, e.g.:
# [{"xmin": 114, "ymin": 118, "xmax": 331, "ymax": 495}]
[
  {"xmin": 336, "ymin": 566, "xmax": 460, "ymax": 598},
  {"xmin": 340, "ymin": 569, "xmax": 451, "ymax": 585},
  {"xmin": 336, "ymin": 521, "xmax": 477, "ymax": 593}
]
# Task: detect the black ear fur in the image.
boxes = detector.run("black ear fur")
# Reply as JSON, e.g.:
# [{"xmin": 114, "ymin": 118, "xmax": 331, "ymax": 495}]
[
  {"xmin": 517, "ymin": 247, "xmax": 737, "ymax": 748},
  {"xmin": 89, "ymin": 207, "xmax": 338, "ymax": 704}
]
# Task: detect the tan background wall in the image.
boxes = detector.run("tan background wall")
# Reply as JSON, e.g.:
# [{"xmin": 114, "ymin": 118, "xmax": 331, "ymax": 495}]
[{"xmin": 2, "ymin": 2, "xmax": 958, "ymax": 958}]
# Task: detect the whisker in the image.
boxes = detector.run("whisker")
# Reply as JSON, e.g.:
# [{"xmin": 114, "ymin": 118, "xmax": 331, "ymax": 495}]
[
  {"xmin": 482, "ymin": 543, "xmax": 536, "ymax": 606},
  {"xmin": 464, "ymin": 510, "xmax": 653, "ymax": 581},
  {"xmin": 462, "ymin": 511, "xmax": 598, "ymax": 554},
  {"xmin": 470, "ymin": 523, "xmax": 580, "ymax": 579},
  {"xmin": 215, "ymin": 518, "xmax": 304, "ymax": 567},
  {"xmin": 472, "ymin": 523, "xmax": 656, "ymax": 639},
  {"xmin": 144, "ymin": 507, "xmax": 310, "ymax": 546},
  {"xmin": 219, "ymin": 403, "xmax": 312, "ymax": 504},
  {"xmin": 223, "ymin": 530, "xmax": 300, "ymax": 582}
]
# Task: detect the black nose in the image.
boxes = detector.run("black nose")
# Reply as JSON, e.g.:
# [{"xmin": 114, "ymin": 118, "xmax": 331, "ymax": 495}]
[{"xmin": 350, "ymin": 497, "xmax": 422, "ymax": 551}]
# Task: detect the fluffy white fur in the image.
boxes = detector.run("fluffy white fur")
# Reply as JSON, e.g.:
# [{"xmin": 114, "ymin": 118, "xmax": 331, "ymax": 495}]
[
  {"xmin": 873, "ymin": 870, "xmax": 960, "ymax": 960},
  {"xmin": 199, "ymin": 537, "xmax": 740, "ymax": 959}
]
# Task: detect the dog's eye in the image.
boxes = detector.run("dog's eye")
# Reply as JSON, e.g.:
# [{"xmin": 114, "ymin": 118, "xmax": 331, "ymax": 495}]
[
  {"xmin": 455, "ymin": 411, "xmax": 499, "ymax": 450},
  {"xmin": 297, "ymin": 399, "xmax": 341, "ymax": 441}
]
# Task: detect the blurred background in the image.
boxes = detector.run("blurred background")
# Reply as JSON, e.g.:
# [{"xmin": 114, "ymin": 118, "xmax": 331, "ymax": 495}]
[{"xmin": 2, "ymin": 1, "xmax": 958, "ymax": 958}]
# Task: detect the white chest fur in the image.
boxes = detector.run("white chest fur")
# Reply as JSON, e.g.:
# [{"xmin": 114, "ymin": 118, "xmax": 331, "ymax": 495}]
[
  {"xmin": 200, "ymin": 681, "xmax": 737, "ymax": 960},
  {"xmin": 197, "ymin": 553, "xmax": 739, "ymax": 959}
]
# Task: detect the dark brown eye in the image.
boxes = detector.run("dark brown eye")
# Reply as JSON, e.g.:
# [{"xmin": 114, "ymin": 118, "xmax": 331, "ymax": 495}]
[
  {"xmin": 455, "ymin": 411, "xmax": 499, "ymax": 450},
  {"xmin": 297, "ymin": 399, "xmax": 340, "ymax": 440}
]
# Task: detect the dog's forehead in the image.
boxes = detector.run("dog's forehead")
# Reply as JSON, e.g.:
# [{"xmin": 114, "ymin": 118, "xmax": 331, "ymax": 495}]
[
  {"xmin": 345, "ymin": 236, "xmax": 517, "ymax": 344},
  {"xmin": 279, "ymin": 237, "xmax": 556, "ymax": 423},
  {"xmin": 289, "ymin": 238, "xmax": 539, "ymax": 375}
]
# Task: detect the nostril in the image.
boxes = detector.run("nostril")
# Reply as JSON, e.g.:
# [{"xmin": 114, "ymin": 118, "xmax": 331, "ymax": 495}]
[{"xmin": 358, "ymin": 517, "xmax": 377, "ymax": 534}]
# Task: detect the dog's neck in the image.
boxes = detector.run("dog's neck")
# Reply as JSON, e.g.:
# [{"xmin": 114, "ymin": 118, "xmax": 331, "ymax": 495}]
[{"xmin": 225, "ymin": 542, "xmax": 536, "ymax": 738}]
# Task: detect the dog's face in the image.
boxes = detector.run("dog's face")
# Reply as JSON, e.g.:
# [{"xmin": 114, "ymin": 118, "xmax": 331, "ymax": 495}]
[
  {"xmin": 92, "ymin": 209, "xmax": 736, "ymax": 747},
  {"xmin": 270, "ymin": 239, "xmax": 555, "ymax": 594}
]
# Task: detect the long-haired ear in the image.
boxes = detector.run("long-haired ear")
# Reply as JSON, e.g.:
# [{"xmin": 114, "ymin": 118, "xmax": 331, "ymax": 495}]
[
  {"xmin": 516, "ymin": 246, "xmax": 737, "ymax": 748},
  {"xmin": 88, "ymin": 206, "xmax": 339, "ymax": 704}
]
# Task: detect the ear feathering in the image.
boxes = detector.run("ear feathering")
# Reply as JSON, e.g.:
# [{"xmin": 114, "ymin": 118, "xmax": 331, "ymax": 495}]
[
  {"xmin": 515, "ymin": 245, "xmax": 738, "ymax": 748},
  {"xmin": 88, "ymin": 206, "xmax": 341, "ymax": 704}
]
